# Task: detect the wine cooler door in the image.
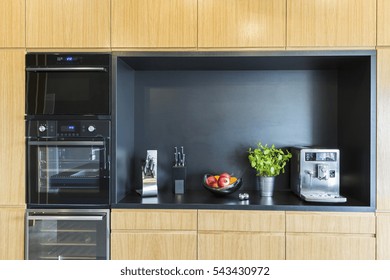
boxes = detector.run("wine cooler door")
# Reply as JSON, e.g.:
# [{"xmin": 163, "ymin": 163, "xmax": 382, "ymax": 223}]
[{"xmin": 26, "ymin": 209, "xmax": 109, "ymax": 260}]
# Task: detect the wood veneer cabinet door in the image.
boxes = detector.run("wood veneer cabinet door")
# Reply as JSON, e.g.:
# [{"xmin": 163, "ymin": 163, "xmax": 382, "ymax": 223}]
[
  {"xmin": 111, "ymin": 209, "xmax": 197, "ymax": 230},
  {"xmin": 0, "ymin": 0, "xmax": 25, "ymax": 47},
  {"xmin": 198, "ymin": 0, "xmax": 286, "ymax": 49},
  {"xmin": 0, "ymin": 208, "xmax": 25, "ymax": 260},
  {"xmin": 286, "ymin": 212, "xmax": 376, "ymax": 260},
  {"xmin": 377, "ymin": 0, "xmax": 390, "ymax": 46},
  {"xmin": 111, "ymin": 0, "xmax": 197, "ymax": 49},
  {"xmin": 286, "ymin": 234, "xmax": 376, "ymax": 260},
  {"xmin": 111, "ymin": 232, "xmax": 197, "ymax": 260},
  {"xmin": 198, "ymin": 210, "xmax": 285, "ymax": 260},
  {"xmin": 376, "ymin": 213, "xmax": 390, "ymax": 260},
  {"xmin": 111, "ymin": 209, "xmax": 197, "ymax": 260},
  {"xmin": 287, "ymin": 0, "xmax": 376, "ymax": 48},
  {"xmin": 0, "ymin": 50, "xmax": 25, "ymax": 206},
  {"xmin": 377, "ymin": 48, "xmax": 390, "ymax": 211},
  {"xmin": 26, "ymin": 0, "xmax": 110, "ymax": 48},
  {"xmin": 198, "ymin": 232, "xmax": 285, "ymax": 260}
]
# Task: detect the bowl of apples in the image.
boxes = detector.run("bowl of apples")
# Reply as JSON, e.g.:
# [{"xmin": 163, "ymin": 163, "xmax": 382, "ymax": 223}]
[{"xmin": 203, "ymin": 173, "xmax": 243, "ymax": 196}]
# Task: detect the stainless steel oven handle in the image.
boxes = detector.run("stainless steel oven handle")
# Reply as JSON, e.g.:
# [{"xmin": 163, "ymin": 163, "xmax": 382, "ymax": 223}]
[
  {"xmin": 26, "ymin": 67, "xmax": 107, "ymax": 72},
  {"xmin": 28, "ymin": 141, "xmax": 104, "ymax": 146},
  {"xmin": 28, "ymin": 215, "xmax": 104, "ymax": 221}
]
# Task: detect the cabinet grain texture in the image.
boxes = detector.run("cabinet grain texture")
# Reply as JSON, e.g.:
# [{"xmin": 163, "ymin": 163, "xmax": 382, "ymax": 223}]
[
  {"xmin": 286, "ymin": 212, "xmax": 376, "ymax": 234},
  {"xmin": 287, "ymin": 0, "xmax": 376, "ymax": 48},
  {"xmin": 111, "ymin": 231, "xmax": 197, "ymax": 260},
  {"xmin": 198, "ymin": 232, "xmax": 285, "ymax": 260},
  {"xmin": 26, "ymin": 0, "xmax": 110, "ymax": 48},
  {"xmin": 377, "ymin": 0, "xmax": 390, "ymax": 46},
  {"xmin": 0, "ymin": 0, "xmax": 25, "ymax": 47},
  {"xmin": 376, "ymin": 213, "xmax": 390, "ymax": 260},
  {"xmin": 198, "ymin": 0, "xmax": 286, "ymax": 49},
  {"xmin": 286, "ymin": 234, "xmax": 376, "ymax": 260},
  {"xmin": 0, "ymin": 207, "xmax": 25, "ymax": 260},
  {"xmin": 111, "ymin": 0, "xmax": 197, "ymax": 49},
  {"xmin": 111, "ymin": 209, "xmax": 197, "ymax": 260},
  {"xmin": 377, "ymin": 48, "xmax": 390, "ymax": 211},
  {"xmin": 286, "ymin": 212, "xmax": 376, "ymax": 260},
  {"xmin": 198, "ymin": 210, "xmax": 285, "ymax": 260},
  {"xmin": 111, "ymin": 209, "xmax": 197, "ymax": 230},
  {"xmin": 198, "ymin": 210, "xmax": 285, "ymax": 232},
  {"xmin": 0, "ymin": 50, "xmax": 25, "ymax": 206}
]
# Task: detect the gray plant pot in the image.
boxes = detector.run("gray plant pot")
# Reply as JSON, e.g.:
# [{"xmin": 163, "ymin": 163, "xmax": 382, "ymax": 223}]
[{"xmin": 257, "ymin": 176, "xmax": 275, "ymax": 197}]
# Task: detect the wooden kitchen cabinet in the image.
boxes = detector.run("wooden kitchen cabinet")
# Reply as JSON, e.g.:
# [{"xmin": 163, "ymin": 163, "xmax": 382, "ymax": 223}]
[
  {"xmin": 0, "ymin": 0, "xmax": 25, "ymax": 47},
  {"xmin": 111, "ymin": 209, "xmax": 197, "ymax": 259},
  {"xmin": 286, "ymin": 212, "xmax": 376, "ymax": 259},
  {"xmin": 377, "ymin": 0, "xmax": 390, "ymax": 46},
  {"xmin": 198, "ymin": 0, "xmax": 285, "ymax": 49},
  {"xmin": 26, "ymin": 0, "xmax": 110, "ymax": 48},
  {"xmin": 111, "ymin": 0, "xmax": 197, "ymax": 49},
  {"xmin": 198, "ymin": 210, "xmax": 285, "ymax": 260},
  {"xmin": 377, "ymin": 48, "xmax": 390, "ymax": 211},
  {"xmin": 287, "ymin": 0, "xmax": 376, "ymax": 48},
  {"xmin": 376, "ymin": 213, "xmax": 390, "ymax": 259},
  {"xmin": 0, "ymin": 207, "xmax": 25, "ymax": 260},
  {"xmin": 0, "ymin": 50, "xmax": 25, "ymax": 206}
]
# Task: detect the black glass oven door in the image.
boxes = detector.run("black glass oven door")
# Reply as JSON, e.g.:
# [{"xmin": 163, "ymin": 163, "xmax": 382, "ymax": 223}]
[
  {"xmin": 26, "ymin": 68, "xmax": 110, "ymax": 116},
  {"xmin": 27, "ymin": 140, "xmax": 109, "ymax": 206}
]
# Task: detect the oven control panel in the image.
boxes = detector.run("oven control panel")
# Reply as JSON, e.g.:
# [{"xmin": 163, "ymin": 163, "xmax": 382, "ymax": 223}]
[{"xmin": 28, "ymin": 120, "xmax": 110, "ymax": 138}]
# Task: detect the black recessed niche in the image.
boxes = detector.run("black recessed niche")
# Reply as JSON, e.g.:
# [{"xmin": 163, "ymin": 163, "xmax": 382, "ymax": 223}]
[{"xmin": 112, "ymin": 51, "xmax": 376, "ymax": 211}]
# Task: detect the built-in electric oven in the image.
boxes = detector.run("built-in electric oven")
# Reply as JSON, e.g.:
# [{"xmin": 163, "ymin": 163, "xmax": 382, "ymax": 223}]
[
  {"xmin": 26, "ymin": 120, "xmax": 110, "ymax": 207},
  {"xmin": 25, "ymin": 209, "xmax": 109, "ymax": 260},
  {"xmin": 25, "ymin": 53, "xmax": 111, "ymax": 117}
]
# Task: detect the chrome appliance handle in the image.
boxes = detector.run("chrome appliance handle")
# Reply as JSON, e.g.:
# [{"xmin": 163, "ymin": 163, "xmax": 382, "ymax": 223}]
[
  {"xmin": 26, "ymin": 67, "xmax": 107, "ymax": 72},
  {"xmin": 28, "ymin": 141, "xmax": 104, "ymax": 146},
  {"xmin": 28, "ymin": 215, "xmax": 104, "ymax": 221}
]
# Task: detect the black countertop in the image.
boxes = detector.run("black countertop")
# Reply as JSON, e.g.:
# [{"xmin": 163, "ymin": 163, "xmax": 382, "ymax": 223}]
[{"xmin": 112, "ymin": 189, "xmax": 374, "ymax": 212}]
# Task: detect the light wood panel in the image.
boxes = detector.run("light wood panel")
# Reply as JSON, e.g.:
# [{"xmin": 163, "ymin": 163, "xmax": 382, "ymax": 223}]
[
  {"xmin": 0, "ymin": 0, "xmax": 25, "ymax": 47},
  {"xmin": 26, "ymin": 0, "xmax": 110, "ymax": 48},
  {"xmin": 111, "ymin": 231, "xmax": 197, "ymax": 260},
  {"xmin": 377, "ymin": 48, "xmax": 390, "ymax": 211},
  {"xmin": 0, "ymin": 207, "xmax": 25, "ymax": 260},
  {"xmin": 0, "ymin": 50, "xmax": 25, "ymax": 206},
  {"xmin": 198, "ymin": 210, "xmax": 285, "ymax": 232},
  {"xmin": 198, "ymin": 232, "xmax": 285, "ymax": 260},
  {"xmin": 287, "ymin": 0, "xmax": 376, "ymax": 48},
  {"xmin": 376, "ymin": 213, "xmax": 390, "ymax": 259},
  {"xmin": 377, "ymin": 0, "xmax": 390, "ymax": 46},
  {"xmin": 111, "ymin": 209, "xmax": 197, "ymax": 230},
  {"xmin": 286, "ymin": 212, "xmax": 375, "ymax": 234},
  {"xmin": 198, "ymin": 0, "xmax": 285, "ymax": 48},
  {"xmin": 111, "ymin": 0, "xmax": 197, "ymax": 48},
  {"xmin": 286, "ymin": 233, "xmax": 375, "ymax": 260}
]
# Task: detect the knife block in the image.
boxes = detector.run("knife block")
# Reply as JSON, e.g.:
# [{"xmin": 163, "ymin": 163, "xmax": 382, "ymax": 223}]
[{"xmin": 172, "ymin": 166, "xmax": 186, "ymax": 194}]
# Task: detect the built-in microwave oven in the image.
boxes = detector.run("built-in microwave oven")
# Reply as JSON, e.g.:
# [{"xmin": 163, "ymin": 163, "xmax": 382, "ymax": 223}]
[{"xmin": 25, "ymin": 53, "xmax": 111, "ymax": 118}]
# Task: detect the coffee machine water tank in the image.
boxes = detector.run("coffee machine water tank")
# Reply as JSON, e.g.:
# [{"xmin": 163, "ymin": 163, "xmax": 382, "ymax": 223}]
[{"xmin": 290, "ymin": 147, "xmax": 346, "ymax": 203}]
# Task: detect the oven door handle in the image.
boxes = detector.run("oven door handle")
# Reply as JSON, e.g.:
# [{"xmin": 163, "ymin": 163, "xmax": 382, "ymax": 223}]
[
  {"xmin": 28, "ymin": 215, "xmax": 104, "ymax": 221},
  {"xmin": 28, "ymin": 141, "xmax": 104, "ymax": 146},
  {"xmin": 26, "ymin": 67, "xmax": 107, "ymax": 72}
]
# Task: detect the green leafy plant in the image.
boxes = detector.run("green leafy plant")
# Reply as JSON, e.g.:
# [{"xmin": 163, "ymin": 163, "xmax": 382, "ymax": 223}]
[{"xmin": 248, "ymin": 142, "xmax": 292, "ymax": 177}]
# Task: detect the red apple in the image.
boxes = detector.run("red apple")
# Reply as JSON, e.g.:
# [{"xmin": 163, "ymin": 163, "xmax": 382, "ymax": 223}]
[
  {"xmin": 206, "ymin": 176, "xmax": 218, "ymax": 187},
  {"xmin": 218, "ymin": 176, "xmax": 230, "ymax": 188},
  {"xmin": 219, "ymin": 172, "xmax": 231, "ymax": 179}
]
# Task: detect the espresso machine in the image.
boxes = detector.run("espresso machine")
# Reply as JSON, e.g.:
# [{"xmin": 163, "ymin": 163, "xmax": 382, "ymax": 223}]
[{"xmin": 290, "ymin": 147, "xmax": 346, "ymax": 203}]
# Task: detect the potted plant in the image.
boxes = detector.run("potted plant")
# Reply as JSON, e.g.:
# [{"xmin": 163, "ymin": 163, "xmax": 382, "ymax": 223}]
[{"xmin": 248, "ymin": 142, "xmax": 292, "ymax": 196}]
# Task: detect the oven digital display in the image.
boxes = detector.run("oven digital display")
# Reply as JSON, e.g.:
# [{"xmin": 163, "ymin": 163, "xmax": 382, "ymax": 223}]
[
  {"xmin": 305, "ymin": 152, "xmax": 337, "ymax": 161},
  {"xmin": 60, "ymin": 125, "xmax": 77, "ymax": 132}
]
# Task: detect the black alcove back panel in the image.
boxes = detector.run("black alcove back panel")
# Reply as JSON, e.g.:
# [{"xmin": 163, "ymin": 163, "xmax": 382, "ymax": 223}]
[{"xmin": 134, "ymin": 70, "xmax": 338, "ymax": 191}]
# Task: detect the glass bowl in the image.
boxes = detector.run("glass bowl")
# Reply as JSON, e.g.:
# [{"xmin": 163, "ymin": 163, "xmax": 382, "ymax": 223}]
[{"xmin": 202, "ymin": 174, "xmax": 243, "ymax": 196}]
